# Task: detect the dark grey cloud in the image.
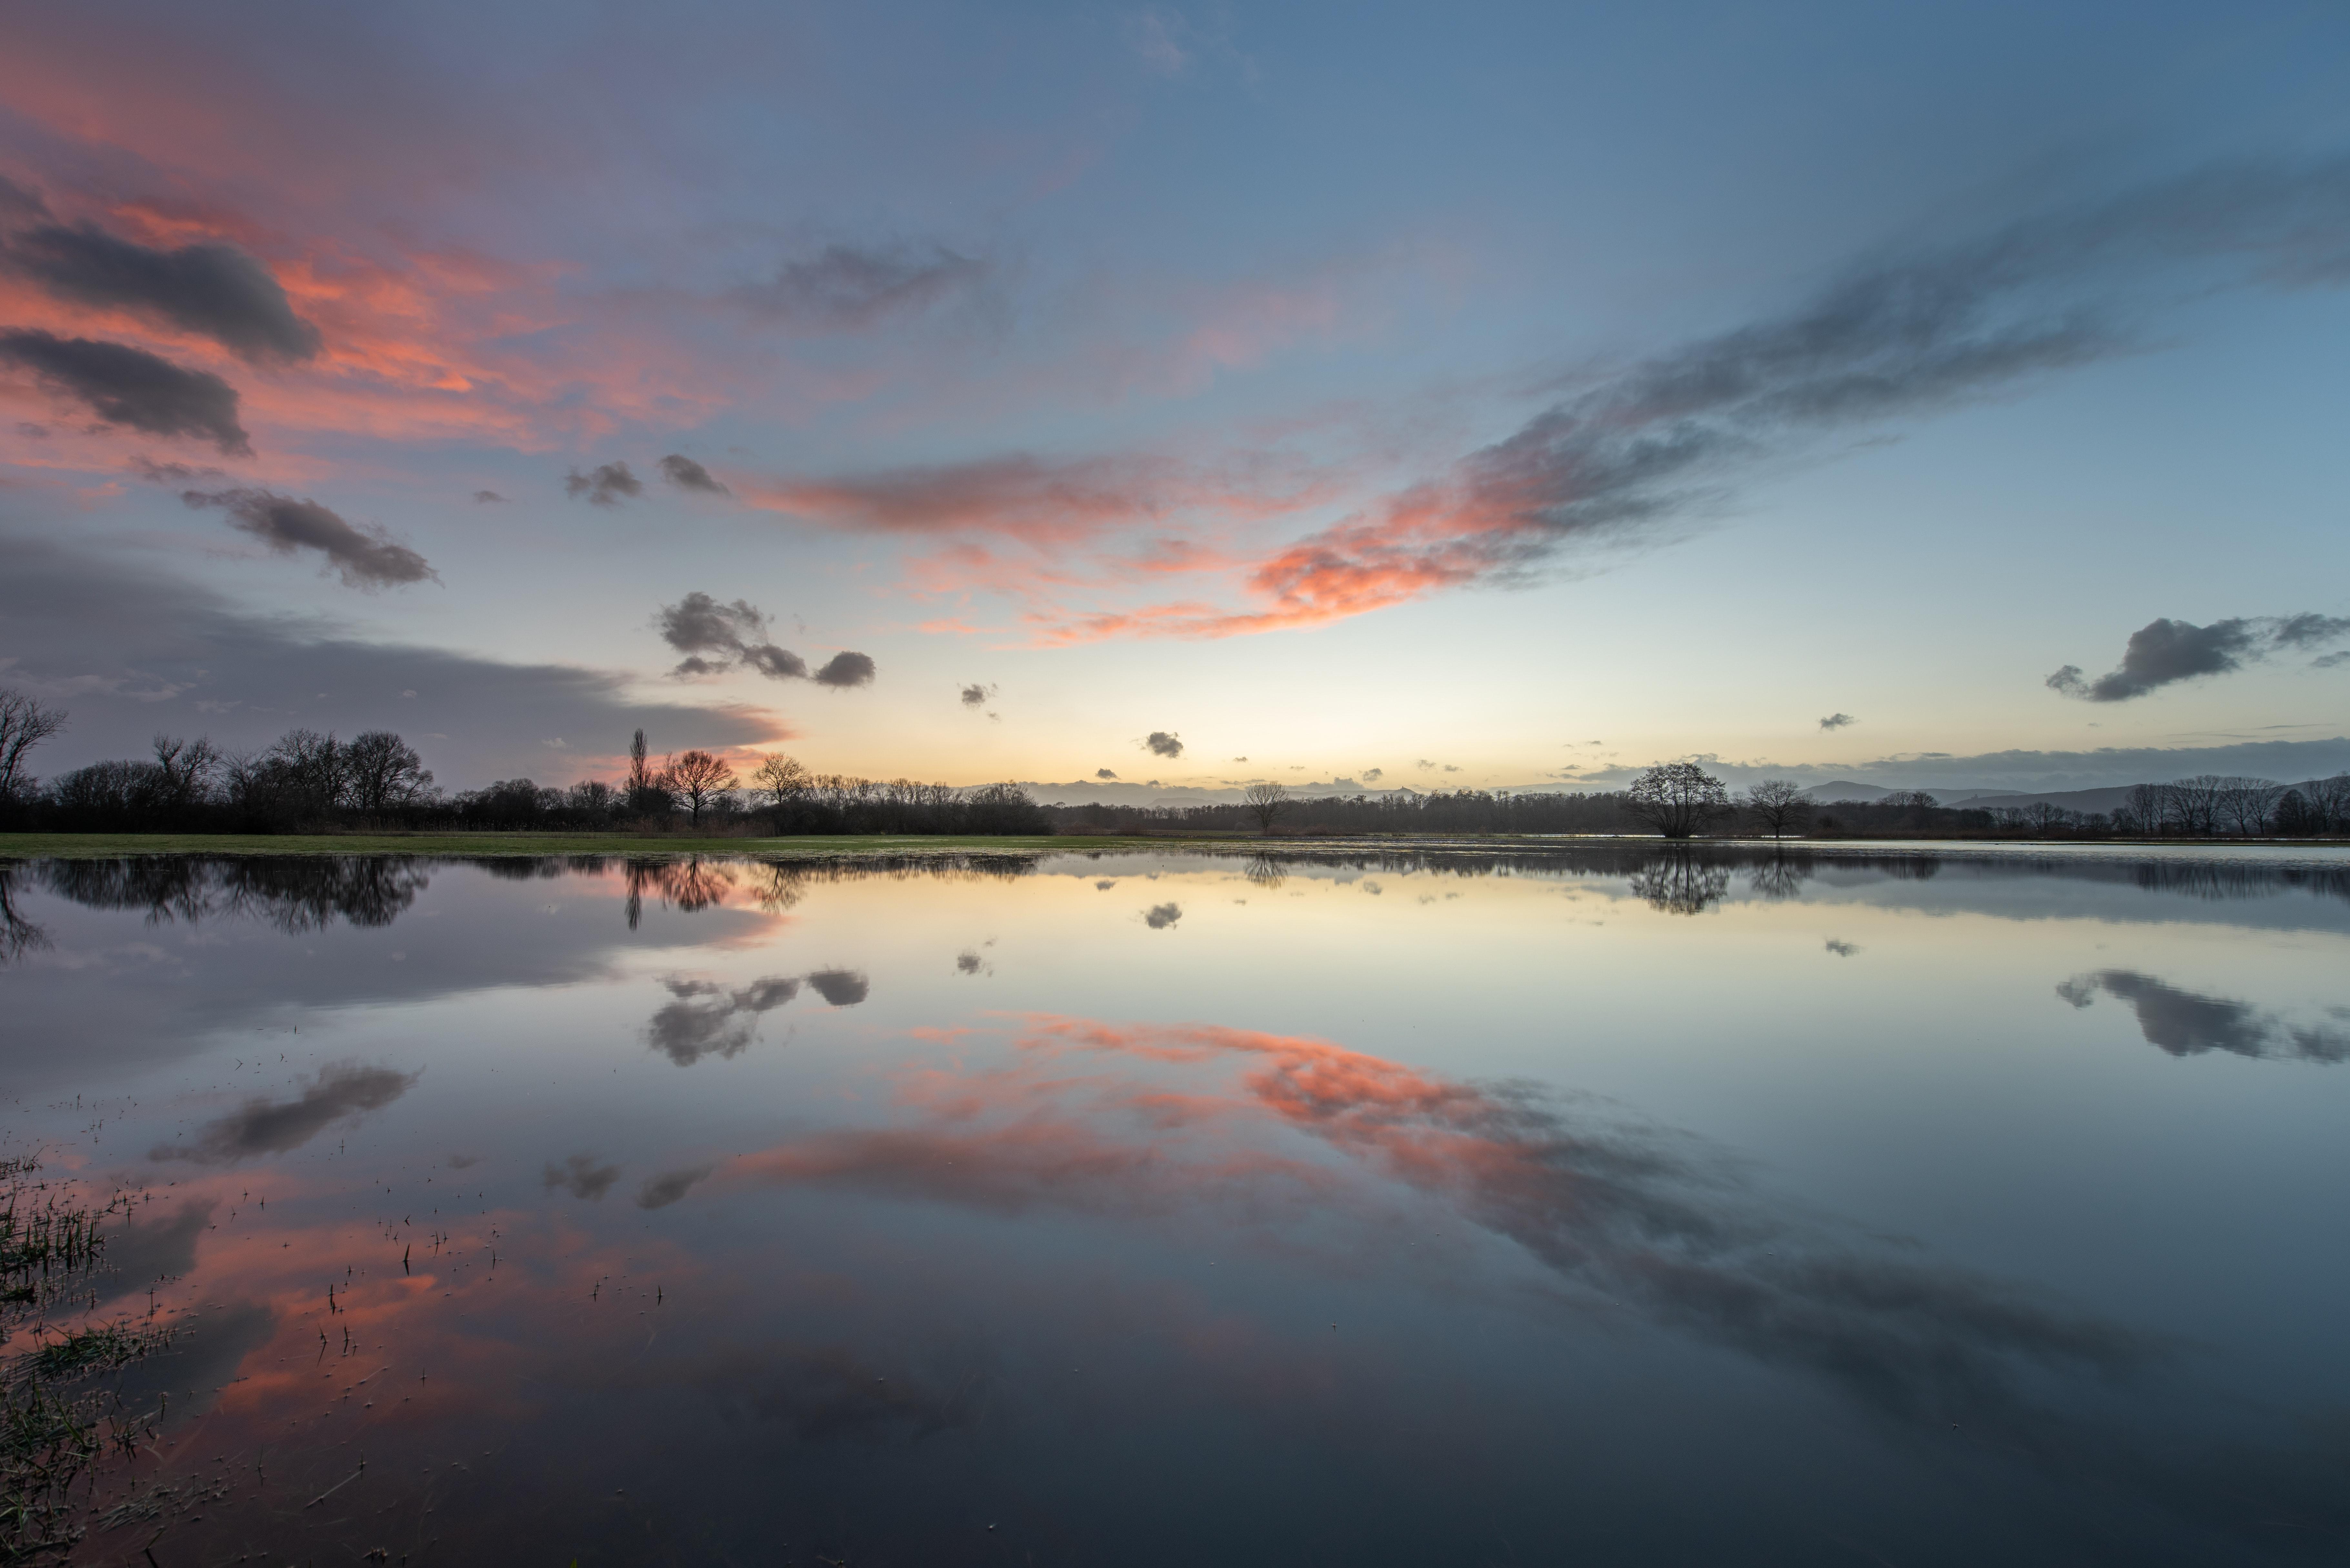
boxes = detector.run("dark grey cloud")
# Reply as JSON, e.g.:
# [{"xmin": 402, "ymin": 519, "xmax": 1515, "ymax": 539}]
[
  {"xmin": 544, "ymin": 1153, "xmax": 621, "ymax": 1200},
  {"xmin": 803, "ymin": 969, "xmax": 869, "ymax": 1006},
  {"xmin": 472, "ymin": 489, "xmax": 506, "ymax": 504},
  {"xmin": 1144, "ymin": 730, "xmax": 1183, "ymax": 758},
  {"xmin": 2047, "ymin": 614, "xmax": 2350, "ymax": 702},
  {"xmin": 181, "ymin": 487, "xmax": 436, "ymax": 589},
  {"xmin": 2, "ymin": 223, "xmax": 320, "ymax": 361},
  {"xmin": 0, "ymin": 527, "xmax": 778, "ymax": 789},
  {"xmin": 1144, "ymin": 902, "xmax": 1182, "ymax": 929},
  {"xmin": 0, "ymin": 329, "xmax": 248, "ymax": 453},
  {"xmin": 565, "ymin": 461, "xmax": 642, "ymax": 505},
  {"xmin": 637, "ymin": 1164, "xmax": 718, "ymax": 1209},
  {"xmin": 812, "ymin": 651, "xmax": 876, "ymax": 688},
  {"xmin": 737, "ymin": 242, "xmax": 986, "ymax": 330},
  {"xmin": 645, "ymin": 974, "xmax": 801, "ymax": 1065},
  {"xmin": 654, "ymin": 591, "xmax": 837, "ymax": 683},
  {"xmin": 658, "ymin": 454, "xmax": 730, "ymax": 495},
  {"xmin": 1096, "ymin": 768, "xmax": 1118, "ymax": 779},
  {"xmin": 959, "ymin": 682, "xmax": 997, "ymax": 708},
  {"xmin": 2058, "ymin": 970, "xmax": 2350, "ymax": 1063},
  {"xmin": 151, "ymin": 1062, "xmax": 420, "ymax": 1164},
  {"xmin": 1361, "ymin": 766, "xmax": 1384, "ymax": 782},
  {"xmin": 1819, "ymin": 712, "xmax": 1856, "ymax": 730}
]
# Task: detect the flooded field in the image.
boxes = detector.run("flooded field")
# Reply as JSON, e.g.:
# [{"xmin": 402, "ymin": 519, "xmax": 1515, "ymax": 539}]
[{"xmin": 2, "ymin": 844, "xmax": 2347, "ymax": 1565}]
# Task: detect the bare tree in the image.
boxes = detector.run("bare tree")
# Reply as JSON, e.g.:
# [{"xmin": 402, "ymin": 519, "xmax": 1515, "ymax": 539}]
[
  {"xmin": 267, "ymin": 729, "xmax": 348, "ymax": 815},
  {"xmin": 2212, "ymin": 776, "xmax": 2282, "ymax": 837},
  {"xmin": 660, "ymin": 750, "xmax": 737, "ymax": 824},
  {"xmin": 344, "ymin": 731, "xmax": 434, "ymax": 813},
  {"xmin": 1744, "ymin": 779, "xmax": 1811, "ymax": 839},
  {"xmin": 2024, "ymin": 800, "xmax": 2077, "ymax": 837},
  {"xmin": 628, "ymin": 728, "xmax": 664, "ymax": 814},
  {"xmin": 1622, "ymin": 763, "xmax": 1729, "ymax": 839},
  {"xmin": 2308, "ymin": 774, "xmax": 2350, "ymax": 834},
  {"xmin": 0, "ymin": 688, "xmax": 67, "ymax": 802},
  {"xmin": 2167, "ymin": 775, "xmax": 2226, "ymax": 836},
  {"xmin": 1242, "ymin": 781, "xmax": 1289, "ymax": 835},
  {"xmin": 752, "ymin": 753, "xmax": 810, "ymax": 808},
  {"xmin": 2124, "ymin": 783, "xmax": 2169, "ymax": 837},
  {"xmin": 150, "ymin": 734, "xmax": 223, "ymax": 809}
]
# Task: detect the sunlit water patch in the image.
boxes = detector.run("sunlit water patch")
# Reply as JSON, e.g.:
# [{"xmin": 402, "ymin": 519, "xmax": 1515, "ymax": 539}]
[{"xmin": 2, "ymin": 845, "xmax": 2347, "ymax": 1564}]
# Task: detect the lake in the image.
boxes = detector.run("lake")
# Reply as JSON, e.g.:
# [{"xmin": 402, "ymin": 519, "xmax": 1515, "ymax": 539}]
[{"xmin": 3, "ymin": 844, "xmax": 2347, "ymax": 1564}]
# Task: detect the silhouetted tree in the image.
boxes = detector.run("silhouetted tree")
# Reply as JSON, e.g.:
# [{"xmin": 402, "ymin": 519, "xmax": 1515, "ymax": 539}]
[
  {"xmin": 144, "ymin": 735, "xmax": 221, "ymax": 809},
  {"xmin": 344, "ymin": 731, "xmax": 434, "ymax": 813},
  {"xmin": 0, "ymin": 688, "xmax": 67, "ymax": 803},
  {"xmin": 628, "ymin": 728, "xmax": 667, "ymax": 815},
  {"xmin": 2214, "ymin": 777, "xmax": 2282, "ymax": 837},
  {"xmin": 2168, "ymin": 775, "xmax": 2226, "ymax": 836},
  {"xmin": 752, "ymin": 753, "xmax": 810, "ymax": 808},
  {"xmin": 661, "ymin": 750, "xmax": 736, "ymax": 824},
  {"xmin": 1242, "ymin": 781, "xmax": 1290, "ymax": 835},
  {"xmin": 2273, "ymin": 789, "xmax": 2317, "ymax": 836},
  {"xmin": 2310, "ymin": 774, "xmax": 2350, "ymax": 834},
  {"xmin": 1745, "ymin": 779, "xmax": 1810, "ymax": 838},
  {"xmin": 1622, "ymin": 763, "xmax": 1729, "ymax": 839}
]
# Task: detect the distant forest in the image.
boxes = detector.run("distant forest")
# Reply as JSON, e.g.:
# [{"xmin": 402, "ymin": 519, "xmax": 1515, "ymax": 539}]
[{"xmin": 2, "ymin": 691, "xmax": 2345, "ymax": 840}]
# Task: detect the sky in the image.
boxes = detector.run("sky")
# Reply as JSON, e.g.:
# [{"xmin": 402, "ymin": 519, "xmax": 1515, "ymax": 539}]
[{"xmin": 2, "ymin": 0, "xmax": 2348, "ymax": 800}]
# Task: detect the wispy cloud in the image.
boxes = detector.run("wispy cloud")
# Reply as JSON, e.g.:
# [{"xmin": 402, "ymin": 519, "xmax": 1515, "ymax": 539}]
[{"xmin": 735, "ymin": 242, "xmax": 986, "ymax": 331}]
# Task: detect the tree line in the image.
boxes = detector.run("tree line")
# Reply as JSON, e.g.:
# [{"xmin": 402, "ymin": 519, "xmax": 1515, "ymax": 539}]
[
  {"xmin": 3, "ymin": 688, "xmax": 2344, "ymax": 840},
  {"xmin": 1045, "ymin": 764, "xmax": 2350, "ymax": 840},
  {"xmin": 0, "ymin": 692, "xmax": 1045, "ymax": 836}
]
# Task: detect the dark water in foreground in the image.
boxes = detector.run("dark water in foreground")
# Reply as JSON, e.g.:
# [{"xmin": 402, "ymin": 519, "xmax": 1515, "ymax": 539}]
[{"xmin": 3, "ymin": 844, "xmax": 2348, "ymax": 1565}]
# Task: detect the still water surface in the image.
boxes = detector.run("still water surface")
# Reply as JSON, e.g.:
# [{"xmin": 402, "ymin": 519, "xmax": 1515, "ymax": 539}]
[{"xmin": 3, "ymin": 845, "xmax": 2348, "ymax": 1564}]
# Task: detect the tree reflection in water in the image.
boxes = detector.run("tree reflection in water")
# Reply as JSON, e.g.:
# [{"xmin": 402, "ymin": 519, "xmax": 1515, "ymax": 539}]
[
  {"xmin": 1629, "ymin": 853, "xmax": 1731, "ymax": 915},
  {"xmin": 0, "ymin": 862, "xmax": 48, "ymax": 964},
  {"xmin": 624, "ymin": 857, "xmax": 740, "ymax": 928}
]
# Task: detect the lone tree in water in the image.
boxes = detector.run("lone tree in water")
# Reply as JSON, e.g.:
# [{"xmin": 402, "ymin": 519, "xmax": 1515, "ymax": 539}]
[
  {"xmin": 660, "ymin": 750, "xmax": 737, "ymax": 824},
  {"xmin": 1744, "ymin": 779, "xmax": 1811, "ymax": 839},
  {"xmin": 1242, "ymin": 781, "xmax": 1290, "ymax": 835},
  {"xmin": 1622, "ymin": 762, "xmax": 1729, "ymax": 839}
]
